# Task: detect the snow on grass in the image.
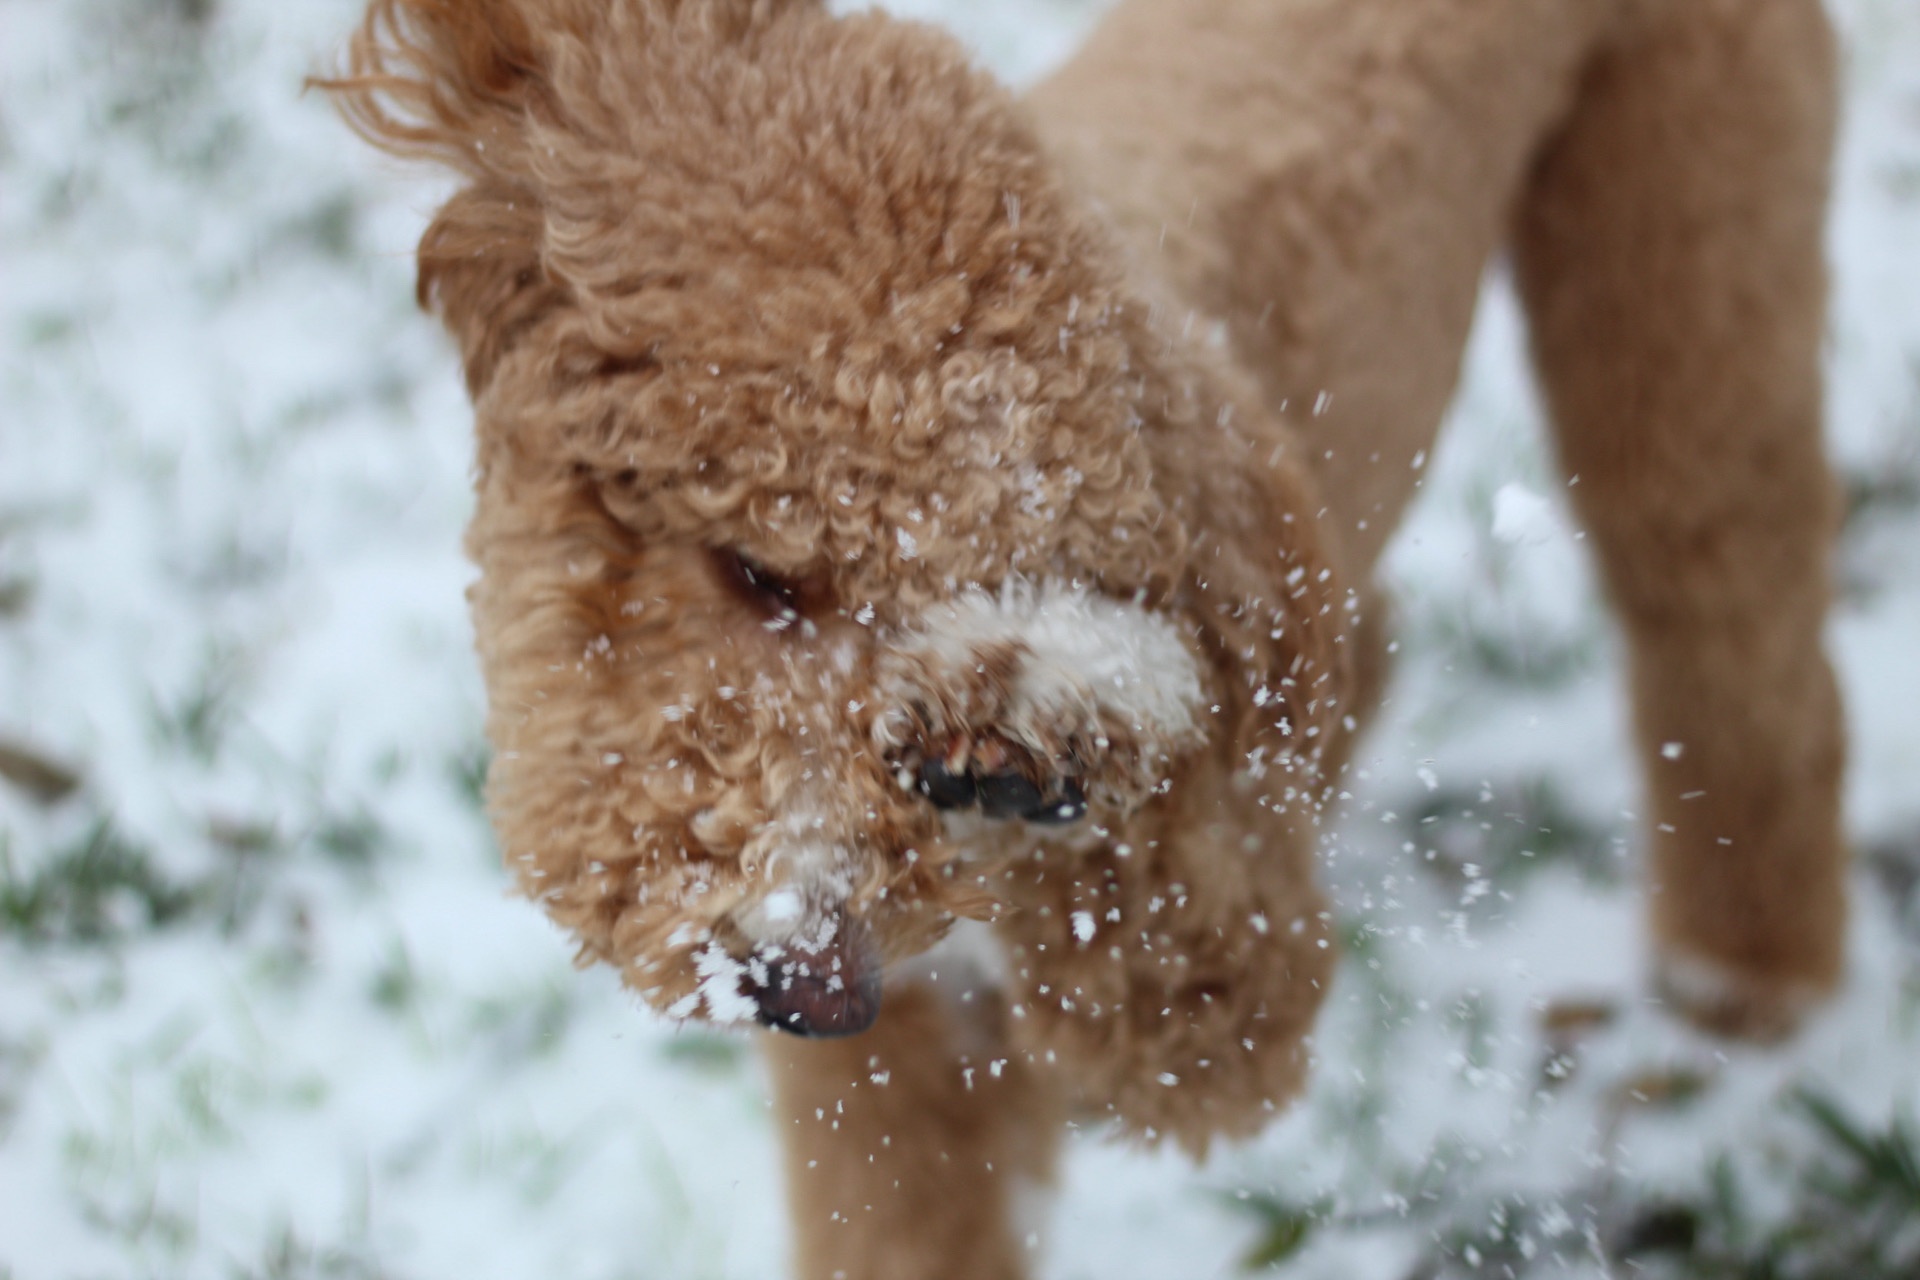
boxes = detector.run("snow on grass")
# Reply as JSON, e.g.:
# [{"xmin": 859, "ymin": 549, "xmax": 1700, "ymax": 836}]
[{"xmin": 2, "ymin": 1, "xmax": 1916, "ymax": 1278}]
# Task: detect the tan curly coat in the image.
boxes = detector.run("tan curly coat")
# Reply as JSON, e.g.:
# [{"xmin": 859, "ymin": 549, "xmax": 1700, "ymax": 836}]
[{"xmin": 324, "ymin": 0, "xmax": 1847, "ymax": 1274}]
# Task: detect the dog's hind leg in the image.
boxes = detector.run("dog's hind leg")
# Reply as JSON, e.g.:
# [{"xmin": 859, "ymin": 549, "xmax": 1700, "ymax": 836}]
[
  {"xmin": 762, "ymin": 980, "xmax": 1063, "ymax": 1280},
  {"xmin": 1513, "ymin": 0, "xmax": 1846, "ymax": 1038}
]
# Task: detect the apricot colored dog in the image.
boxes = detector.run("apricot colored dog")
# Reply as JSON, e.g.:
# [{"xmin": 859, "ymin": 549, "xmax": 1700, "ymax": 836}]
[{"xmin": 325, "ymin": 0, "xmax": 1847, "ymax": 1274}]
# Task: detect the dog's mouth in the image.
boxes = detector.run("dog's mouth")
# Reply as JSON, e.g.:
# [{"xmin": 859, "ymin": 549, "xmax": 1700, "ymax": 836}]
[{"xmin": 742, "ymin": 910, "xmax": 883, "ymax": 1038}]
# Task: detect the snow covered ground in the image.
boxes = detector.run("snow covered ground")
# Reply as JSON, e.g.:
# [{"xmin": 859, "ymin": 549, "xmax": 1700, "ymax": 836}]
[{"xmin": 2, "ymin": 1, "xmax": 1916, "ymax": 1276}]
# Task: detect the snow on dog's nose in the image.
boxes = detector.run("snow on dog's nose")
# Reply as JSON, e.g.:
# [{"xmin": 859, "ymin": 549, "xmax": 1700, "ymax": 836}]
[{"xmin": 878, "ymin": 580, "xmax": 1209, "ymax": 813}]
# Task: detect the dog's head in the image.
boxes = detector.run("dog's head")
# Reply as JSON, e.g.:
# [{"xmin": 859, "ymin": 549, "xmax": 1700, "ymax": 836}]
[{"xmin": 324, "ymin": 0, "xmax": 1345, "ymax": 1036}]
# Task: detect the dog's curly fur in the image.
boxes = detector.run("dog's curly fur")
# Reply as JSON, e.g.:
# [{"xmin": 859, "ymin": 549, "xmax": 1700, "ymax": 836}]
[{"xmin": 323, "ymin": 0, "xmax": 1850, "ymax": 1274}]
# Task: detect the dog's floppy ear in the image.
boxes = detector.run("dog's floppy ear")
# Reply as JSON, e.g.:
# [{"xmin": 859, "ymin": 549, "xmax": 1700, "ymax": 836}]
[
  {"xmin": 315, "ymin": 0, "xmax": 560, "ymax": 176},
  {"xmin": 314, "ymin": 0, "xmax": 583, "ymax": 393}
]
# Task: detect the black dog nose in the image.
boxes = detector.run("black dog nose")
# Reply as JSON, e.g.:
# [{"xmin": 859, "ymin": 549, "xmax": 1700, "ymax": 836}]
[
  {"xmin": 917, "ymin": 758, "xmax": 1087, "ymax": 824},
  {"xmin": 749, "ymin": 918, "xmax": 882, "ymax": 1038},
  {"xmin": 916, "ymin": 757, "xmax": 979, "ymax": 810}
]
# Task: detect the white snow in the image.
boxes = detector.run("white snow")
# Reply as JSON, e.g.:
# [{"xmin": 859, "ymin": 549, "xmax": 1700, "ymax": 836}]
[{"xmin": 1489, "ymin": 482, "xmax": 1558, "ymax": 547}]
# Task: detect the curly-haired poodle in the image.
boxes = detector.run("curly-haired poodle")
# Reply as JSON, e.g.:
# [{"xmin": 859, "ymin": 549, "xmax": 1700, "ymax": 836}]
[{"xmin": 324, "ymin": 0, "xmax": 1848, "ymax": 1274}]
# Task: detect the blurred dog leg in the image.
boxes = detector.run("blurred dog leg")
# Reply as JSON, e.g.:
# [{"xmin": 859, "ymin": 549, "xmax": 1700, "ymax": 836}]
[
  {"xmin": 1514, "ymin": 0, "xmax": 1847, "ymax": 1038},
  {"xmin": 763, "ymin": 980, "xmax": 1064, "ymax": 1280}
]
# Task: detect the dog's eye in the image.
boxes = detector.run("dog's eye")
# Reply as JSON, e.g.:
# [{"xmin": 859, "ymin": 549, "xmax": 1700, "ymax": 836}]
[{"xmin": 715, "ymin": 549, "xmax": 805, "ymax": 625}]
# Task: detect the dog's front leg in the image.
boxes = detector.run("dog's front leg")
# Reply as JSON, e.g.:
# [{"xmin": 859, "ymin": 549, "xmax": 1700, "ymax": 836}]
[
  {"xmin": 762, "ymin": 979, "xmax": 1064, "ymax": 1280},
  {"xmin": 989, "ymin": 736, "xmax": 1339, "ymax": 1155}
]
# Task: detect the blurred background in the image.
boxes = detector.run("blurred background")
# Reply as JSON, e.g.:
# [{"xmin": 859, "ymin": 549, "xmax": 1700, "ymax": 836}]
[{"xmin": 2, "ymin": 0, "xmax": 1917, "ymax": 1276}]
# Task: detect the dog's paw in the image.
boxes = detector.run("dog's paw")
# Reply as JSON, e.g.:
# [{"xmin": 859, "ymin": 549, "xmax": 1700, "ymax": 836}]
[
  {"xmin": 876, "ymin": 581, "xmax": 1207, "ymax": 822},
  {"xmin": 1652, "ymin": 948, "xmax": 1835, "ymax": 1043}
]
